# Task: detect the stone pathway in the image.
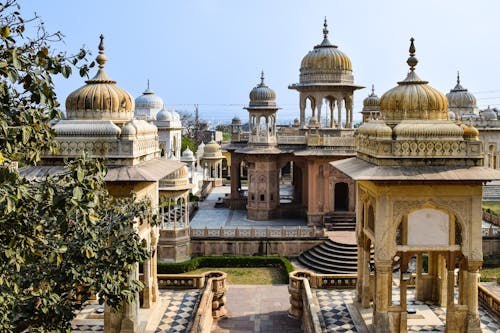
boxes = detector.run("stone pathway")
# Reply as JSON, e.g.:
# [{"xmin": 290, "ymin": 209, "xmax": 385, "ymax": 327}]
[
  {"xmin": 154, "ymin": 289, "xmax": 201, "ymax": 332},
  {"xmin": 211, "ymin": 285, "xmax": 302, "ymax": 333}
]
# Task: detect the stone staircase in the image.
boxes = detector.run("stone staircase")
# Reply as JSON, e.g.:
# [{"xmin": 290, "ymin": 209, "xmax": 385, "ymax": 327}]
[
  {"xmin": 323, "ymin": 211, "xmax": 356, "ymax": 231},
  {"xmin": 483, "ymin": 183, "xmax": 500, "ymax": 201},
  {"xmin": 297, "ymin": 239, "xmax": 361, "ymax": 274}
]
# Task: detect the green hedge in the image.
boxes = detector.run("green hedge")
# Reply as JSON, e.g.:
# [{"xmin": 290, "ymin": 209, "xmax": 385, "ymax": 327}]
[{"xmin": 157, "ymin": 256, "xmax": 294, "ymax": 280}]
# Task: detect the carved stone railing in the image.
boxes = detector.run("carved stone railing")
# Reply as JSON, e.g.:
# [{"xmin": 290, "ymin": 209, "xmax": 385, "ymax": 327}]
[
  {"xmin": 190, "ymin": 226, "xmax": 327, "ymax": 239},
  {"xmin": 483, "ymin": 210, "xmax": 500, "ymax": 227},
  {"xmin": 478, "ymin": 284, "xmax": 500, "ymax": 319},
  {"xmin": 157, "ymin": 274, "xmax": 205, "ymax": 289},
  {"xmin": 154, "ymin": 271, "xmax": 227, "ymax": 333},
  {"xmin": 190, "ymin": 271, "xmax": 227, "ymax": 333},
  {"xmin": 288, "ymin": 271, "xmax": 323, "ymax": 333},
  {"xmin": 288, "ymin": 271, "xmax": 357, "ymax": 333}
]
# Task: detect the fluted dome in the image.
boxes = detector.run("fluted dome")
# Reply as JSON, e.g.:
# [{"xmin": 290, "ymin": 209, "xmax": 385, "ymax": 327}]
[
  {"xmin": 380, "ymin": 38, "xmax": 448, "ymax": 123},
  {"xmin": 446, "ymin": 73, "xmax": 477, "ymax": 109},
  {"xmin": 204, "ymin": 140, "xmax": 221, "ymax": 154},
  {"xmin": 299, "ymin": 19, "xmax": 353, "ymax": 85},
  {"xmin": 461, "ymin": 123, "xmax": 479, "ymax": 140},
  {"xmin": 357, "ymin": 120, "xmax": 392, "ymax": 139},
  {"xmin": 363, "ymin": 85, "xmax": 380, "ymax": 108},
  {"xmin": 156, "ymin": 107, "xmax": 172, "ymax": 121},
  {"xmin": 481, "ymin": 106, "xmax": 497, "ymax": 121},
  {"xmin": 181, "ymin": 147, "xmax": 195, "ymax": 161},
  {"xmin": 135, "ymin": 85, "xmax": 164, "ymax": 110},
  {"xmin": 393, "ymin": 120, "xmax": 464, "ymax": 140},
  {"xmin": 65, "ymin": 35, "xmax": 134, "ymax": 123},
  {"xmin": 448, "ymin": 111, "xmax": 456, "ymax": 121},
  {"xmin": 249, "ymin": 72, "xmax": 276, "ymax": 108}
]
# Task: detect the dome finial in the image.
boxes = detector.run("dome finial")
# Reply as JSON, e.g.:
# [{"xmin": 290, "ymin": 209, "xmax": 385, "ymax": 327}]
[
  {"xmin": 406, "ymin": 37, "xmax": 418, "ymax": 71},
  {"xmin": 96, "ymin": 34, "xmax": 107, "ymax": 69},
  {"xmin": 371, "ymin": 84, "xmax": 375, "ymax": 95},
  {"xmin": 260, "ymin": 70, "xmax": 265, "ymax": 86},
  {"xmin": 323, "ymin": 17, "xmax": 329, "ymax": 39},
  {"xmin": 147, "ymin": 78, "xmax": 150, "ymax": 90},
  {"xmin": 457, "ymin": 71, "xmax": 460, "ymax": 85}
]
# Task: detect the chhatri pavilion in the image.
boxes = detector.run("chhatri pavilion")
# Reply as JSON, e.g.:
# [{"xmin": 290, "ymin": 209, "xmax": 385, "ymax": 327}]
[{"xmin": 332, "ymin": 38, "xmax": 500, "ymax": 332}]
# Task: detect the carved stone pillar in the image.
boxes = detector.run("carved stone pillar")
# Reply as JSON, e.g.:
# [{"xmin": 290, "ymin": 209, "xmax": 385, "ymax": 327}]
[
  {"xmin": 316, "ymin": 97, "xmax": 323, "ymax": 126},
  {"xmin": 361, "ymin": 240, "xmax": 372, "ymax": 308},
  {"xmin": 465, "ymin": 260, "xmax": 482, "ymax": 332},
  {"xmin": 142, "ymin": 258, "xmax": 152, "ymax": 309},
  {"xmin": 299, "ymin": 95, "xmax": 306, "ymax": 126},
  {"xmin": 329, "ymin": 99, "xmax": 336, "ymax": 128},
  {"xmin": 230, "ymin": 155, "xmax": 241, "ymax": 201},
  {"xmin": 337, "ymin": 99, "xmax": 344, "ymax": 129},
  {"xmin": 374, "ymin": 260, "xmax": 392, "ymax": 332}
]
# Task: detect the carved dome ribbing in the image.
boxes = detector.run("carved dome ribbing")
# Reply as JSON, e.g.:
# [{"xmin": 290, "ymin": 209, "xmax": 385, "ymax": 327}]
[
  {"xmin": 481, "ymin": 106, "xmax": 497, "ymax": 121},
  {"xmin": 357, "ymin": 120, "xmax": 392, "ymax": 139},
  {"xmin": 203, "ymin": 140, "xmax": 221, "ymax": 154},
  {"xmin": 65, "ymin": 35, "xmax": 134, "ymax": 123},
  {"xmin": 299, "ymin": 18, "xmax": 353, "ymax": 85},
  {"xmin": 249, "ymin": 71, "xmax": 276, "ymax": 108},
  {"xmin": 380, "ymin": 38, "xmax": 448, "ymax": 123},
  {"xmin": 135, "ymin": 83, "xmax": 164, "ymax": 110},
  {"xmin": 446, "ymin": 73, "xmax": 477, "ymax": 109},
  {"xmin": 363, "ymin": 85, "xmax": 380, "ymax": 109}
]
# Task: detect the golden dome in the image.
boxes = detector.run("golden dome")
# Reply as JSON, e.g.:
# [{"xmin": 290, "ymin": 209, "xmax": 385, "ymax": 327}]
[
  {"xmin": 204, "ymin": 140, "xmax": 221, "ymax": 154},
  {"xmin": 380, "ymin": 38, "xmax": 448, "ymax": 123},
  {"xmin": 248, "ymin": 71, "xmax": 276, "ymax": 108},
  {"xmin": 299, "ymin": 19, "xmax": 353, "ymax": 85},
  {"xmin": 461, "ymin": 123, "xmax": 479, "ymax": 140},
  {"xmin": 394, "ymin": 120, "xmax": 463, "ymax": 140},
  {"xmin": 357, "ymin": 120, "xmax": 392, "ymax": 139},
  {"xmin": 65, "ymin": 35, "xmax": 134, "ymax": 123}
]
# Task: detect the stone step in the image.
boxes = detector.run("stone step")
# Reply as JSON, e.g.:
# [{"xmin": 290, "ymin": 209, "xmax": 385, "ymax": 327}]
[
  {"xmin": 299, "ymin": 256, "xmax": 356, "ymax": 274},
  {"xmin": 297, "ymin": 238, "xmax": 362, "ymax": 274}
]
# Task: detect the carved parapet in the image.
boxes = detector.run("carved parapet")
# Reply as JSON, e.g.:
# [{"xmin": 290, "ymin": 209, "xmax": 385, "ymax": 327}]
[
  {"xmin": 207, "ymin": 271, "xmax": 227, "ymax": 318},
  {"xmin": 288, "ymin": 271, "xmax": 311, "ymax": 318}
]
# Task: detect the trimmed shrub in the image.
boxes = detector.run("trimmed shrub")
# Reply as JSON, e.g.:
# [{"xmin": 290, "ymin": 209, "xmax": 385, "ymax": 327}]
[{"xmin": 157, "ymin": 256, "xmax": 294, "ymax": 282}]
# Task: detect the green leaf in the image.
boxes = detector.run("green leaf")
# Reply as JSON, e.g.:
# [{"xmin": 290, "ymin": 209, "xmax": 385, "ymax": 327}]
[
  {"xmin": 76, "ymin": 166, "xmax": 84, "ymax": 182},
  {"xmin": 72, "ymin": 186, "xmax": 83, "ymax": 201}
]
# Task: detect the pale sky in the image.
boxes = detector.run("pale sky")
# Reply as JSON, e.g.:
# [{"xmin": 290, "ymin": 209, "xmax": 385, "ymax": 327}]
[{"xmin": 22, "ymin": 0, "xmax": 500, "ymax": 125}]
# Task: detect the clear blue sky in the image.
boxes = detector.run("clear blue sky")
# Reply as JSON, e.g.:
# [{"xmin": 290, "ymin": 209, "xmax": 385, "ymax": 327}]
[{"xmin": 22, "ymin": 0, "xmax": 500, "ymax": 125}]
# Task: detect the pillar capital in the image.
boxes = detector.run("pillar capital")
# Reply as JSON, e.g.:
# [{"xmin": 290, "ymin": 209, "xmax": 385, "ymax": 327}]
[
  {"xmin": 374, "ymin": 260, "xmax": 393, "ymax": 272},
  {"xmin": 466, "ymin": 260, "xmax": 483, "ymax": 272}
]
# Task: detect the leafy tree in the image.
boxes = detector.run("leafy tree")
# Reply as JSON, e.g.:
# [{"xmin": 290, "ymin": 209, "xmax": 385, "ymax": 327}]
[
  {"xmin": 1, "ymin": 157, "xmax": 156, "ymax": 332},
  {"xmin": 178, "ymin": 106, "xmax": 209, "ymax": 146},
  {"xmin": 0, "ymin": 1, "xmax": 156, "ymax": 331}
]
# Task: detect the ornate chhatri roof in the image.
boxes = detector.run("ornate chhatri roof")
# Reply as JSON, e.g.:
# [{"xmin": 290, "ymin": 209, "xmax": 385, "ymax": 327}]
[
  {"xmin": 446, "ymin": 72, "xmax": 477, "ymax": 109},
  {"xmin": 380, "ymin": 38, "xmax": 448, "ymax": 123},
  {"xmin": 65, "ymin": 35, "xmax": 134, "ymax": 123},
  {"xmin": 299, "ymin": 18, "xmax": 353, "ymax": 85},
  {"xmin": 363, "ymin": 85, "xmax": 380, "ymax": 109},
  {"xmin": 248, "ymin": 71, "xmax": 277, "ymax": 108},
  {"xmin": 355, "ymin": 38, "xmax": 483, "ymax": 167},
  {"xmin": 135, "ymin": 80, "xmax": 164, "ymax": 118}
]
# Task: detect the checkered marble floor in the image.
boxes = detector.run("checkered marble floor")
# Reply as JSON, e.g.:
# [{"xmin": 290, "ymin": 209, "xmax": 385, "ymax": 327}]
[
  {"xmin": 155, "ymin": 289, "xmax": 201, "ymax": 333},
  {"xmin": 315, "ymin": 288, "xmax": 499, "ymax": 333},
  {"xmin": 315, "ymin": 289, "xmax": 358, "ymax": 332}
]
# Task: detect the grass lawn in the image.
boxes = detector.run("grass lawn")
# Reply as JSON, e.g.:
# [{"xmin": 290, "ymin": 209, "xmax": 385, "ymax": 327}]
[
  {"xmin": 482, "ymin": 201, "xmax": 500, "ymax": 215},
  {"xmin": 182, "ymin": 267, "xmax": 288, "ymax": 285},
  {"xmin": 480, "ymin": 267, "xmax": 500, "ymax": 282}
]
